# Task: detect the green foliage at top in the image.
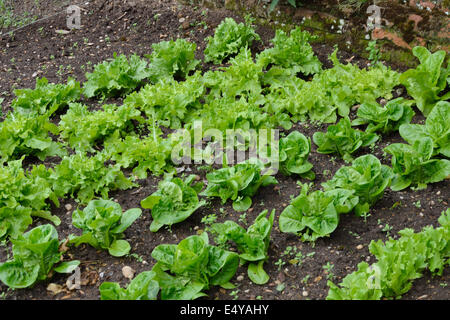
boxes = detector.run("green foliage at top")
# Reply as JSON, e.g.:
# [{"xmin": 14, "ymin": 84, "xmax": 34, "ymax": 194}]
[
  {"xmin": 211, "ymin": 209, "xmax": 275, "ymax": 284},
  {"xmin": 257, "ymin": 26, "xmax": 322, "ymax": 76},
  {"xmin": 124, "ymin": 72, "xmax": 204, "ymax": 129},
  {"xmin": 352, "ymin": 98, "xmax": 415, "ymax": 134},
  {"xmin": 327, "ymin": 208, "xmax": 450, "ymax": 300},
  {"xmin": 146, "ymin": 38, "xmax": 200, "ymax": 82},
  {"xmin": 50, "ymin": 152, "xmax": 137, "ymax": 204},
  {"xmin": 279, "ymin": 183, "xmax": 357, "ymax": 242},
  {"xmin": 384, "ymin": 137, "xmax": 450, "ymax": 191},
  {"xmin": 140, "ymin": 174, "xmax": 206, "ymax": 232},
  {"xmin": 83, "ymin": 53, "xmax": 151, "ymax": 99},
  {"xmin": 0, "ymin": 158, "xmax": 60, "ymax": 240},
  {"xmin": 150, "ymin": 232, "xmax": 239, "ymax": 300},
  {"xmin": 69, "ymin": 199, "xmax": 142, "ymax": 257},
  {"xmin": 313, "ymin": 117, "xmax": 379, "ymax": 162},
  {"xmin": 201, "ymin": 160, "xmax": 278, "ymax": 212},
  {"xmin": 399, "ymin": 101, "xmax": 450, "ymax": 158},
  {"xmin": 204, "ymin": 16, "xmax": 260, "ymax": 64},
  {"xmin": 0, "ymin": 112, "xmax": 66, "ymax": 162},
  {"xmin": 399, "ymin": 46, "xmax": 449, "ymax": 116},
  {"xmin": 322, "ymin": 155, "xmax": 393, "ymax": 217},
  {"xmin": 0, "ymin": 224, "xmax": 80, "ymax": 289},
  {"xmin": 100, "ymin": 271, "xmax": 159, "ymax": 300},
  {"xmin": 12, "ymin": 77, "xmax": 81, "ymax": 116},
  {"xmin": 59, "ymin": 103, "xmax": 143, "ymax": 152}
]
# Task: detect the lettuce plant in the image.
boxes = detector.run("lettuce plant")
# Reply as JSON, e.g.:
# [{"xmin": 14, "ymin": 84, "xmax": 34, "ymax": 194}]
[
  {"xmin": 211, "ymin": 209, "xmax": 275, "ymax": 284},
  {"xmin": 11, "ymin": 77, "xmax": 81, "ymax": 115},
  {"xmin": 327, "ymin": 209, "xmax": 450, "ymax": 300},
  {"xmin": 399, "ymin": 101, "xmax": 450, "ymax": 158},
  {"xmin": 0, "ymin": 224, "xmax": 80, "ymax": 288},
  {"xmin": 100, "ymin": 271, "xmax": 159, "ymax": 300},
  {"xmin": 201, "ymin": 160, "xmax": 278, "ymax": 212},
  {"xmin": 257, "ymin": 26, "xmax": 322, "ymax": 75},
  {"xmin": 140, "ymin": 174, "xmax": 206, "ymax": 232},
  {"xmin": 278, "ymin": 131, "xmax": 315, "ymax": 179},
  {"xmin": 69, "ymin": 199, "xmax": 141, "ymax": 257},
  {"xmin": 50, "ymin": 152, "xmax": 136, "ymax": 204},
  {"xmin": 399, "ymin": 46, "xmax": 449, "ymax": 116},
  {"xmin": 83, "ymin": 53, "xmax": 151, "ymax": 99},
  {"xmin": 204, "ymin": 16, "xmax": 260, "ymax": 64},
  {"xmin": 313, "ymin": 117, "xmax": 379, "ymax": 162},
  {"xmin": 59, "ymin": 103, "xmax": 143, "ymax": 152},
  {"xmin": 150, "ymin": 232, "xmax": 239, "ymax": 300},
  {"xmin": 384, "ymin": 137, "xmax": 450, "ymax": 191},
  {"xmin": 0, "ymin": 158, "xmax": 61, "ymax": 237},
  {"xmin": 322, "ymin": 155, "xmax": 393, "ymax": 217},
  {"xmin": 0, "ymin": 112, "xmax": 66, "ymax": 162},
  {"xmin": 352, "ymin": 98, "xmax": 415, "ymax": 134},
  {"xmin": 146, "ymin": 38, "xmax": 200, "ymax": 82},
  {"xmin": 279, "ymin": 184, "xmax": 357, "ymax": 242}
]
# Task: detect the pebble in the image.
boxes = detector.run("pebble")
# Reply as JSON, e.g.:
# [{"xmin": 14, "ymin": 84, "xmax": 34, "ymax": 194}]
[
  {"xmin": 302, "ymin": 291, "xmax": 308, "ymax": 297},
  {"xmin": 179, "ymin": 17, "xmax": 185, "ymax": 23},
  {"xmin": 436, "ymin": 191, "xmax": 441, "ymax": 195},
  {"xmin": 236, "ymin": 275, "xmax": 244, "ymax": 281},
  {"xmin": 122, "ymin": 266, "xmax": 135, "ymax": 280},
  {"xmin": 356, "ymin": 244, "xmax": 364, "ymax": 250}
]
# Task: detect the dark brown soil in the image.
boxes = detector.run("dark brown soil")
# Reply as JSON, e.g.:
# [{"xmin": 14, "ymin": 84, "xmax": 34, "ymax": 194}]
[{"xmin": 0, "ymin": 0, "xmax": 448, "ymax": 301}]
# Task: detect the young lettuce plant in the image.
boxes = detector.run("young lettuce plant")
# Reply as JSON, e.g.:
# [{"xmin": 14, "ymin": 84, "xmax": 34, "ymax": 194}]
[
  {"xmin": 352, "ymin": 98, "xmax": 415, "ymax": 134},
  {"xmin": 279, "ymin": 184, "xmax": 357, "ymax": 242},
  {"xmin": 313, "ymin": 117, "xmax": 379, "ymax": 162},
  {"xmin": 100, "ymin": 271, "xmax": 159, "ymax": 300},
  {"xmin": 0, "ymin": 224, "xmax": 80, "ymax": 289},
  {"xmin": 327, "ymin": 208, "xmax": 450, "ymax": 300},
  {"xmin": 83, "ymin": 53, "xmax": 151, "ymax": 99},
  {"xmin": 11, "ymin": 77, "xmax": 81, "ymax": 116},
  {"xmin": 69, "ymin": 199, "xmax": 142, "ymax": 257},
  {"xmin": 399, "ymin": 46, "xmax": 449, "ymax": 116},
  {"xmin": 278, "ymin": 131, "xmax": 315, "ymax": 179},
  {"xmin": 146, "ymin": 38, "xmax": 200, "ymax": 82},
  {"xmin": 384, "ymin": 137, "xmax": 450, "ymax": 191},
  {"xmin": 211, "ymin": 209, "xmax": 275, "ymax": 285},
  {"xmin": 201, "ymin": 160, "xmax": 278, "ymax": 212},
  {"xmin": 141, "ymin": 174, "xmax": 206, "ymax": 232},
  {"xmin": 322, "ymin": 155, "xmax": 393, "ymax": 217},
  {"xmin": 399, "ymin": 101, "xmax": 450, "ymax": 157},
  {"xmin": 204, "ymin": 16, "xmax": 260, "ymax": 64},
  {"xmin": 150, "ymin": 232, "xmax": 239, "ymax": 300}
]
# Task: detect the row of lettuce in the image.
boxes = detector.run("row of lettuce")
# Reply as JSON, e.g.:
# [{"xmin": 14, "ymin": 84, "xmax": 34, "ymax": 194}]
[{"xmin": 0, "ymin": 16, "xmax": 449, "ymax": 299}]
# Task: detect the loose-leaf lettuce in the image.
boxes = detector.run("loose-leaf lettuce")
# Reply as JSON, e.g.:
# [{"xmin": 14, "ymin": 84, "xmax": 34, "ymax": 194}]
[
  {"xmin": 100, "ymin": 271, "xmax": 159, "ymax": 300},
  {"xmin": 278, "ymin": 131, "xmax": 315, "ymax": 179}
]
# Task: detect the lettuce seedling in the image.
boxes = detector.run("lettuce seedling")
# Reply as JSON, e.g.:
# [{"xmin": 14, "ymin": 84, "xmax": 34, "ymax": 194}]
[
  {"xmin": 279, "ymin": 131, "xmax": 315, "ymax": 179},
  {"xmin": 201, "ymin": 160, "xmax": 278, "ymax": 212},
  {"xmin": 204, "ymin": 16, "xmax": 260, "ymax": 64},
  {"xmin": 313, "ymin": 117, "xmax": 379, "ymax": 162},
  {"xmin": 399, "ymin": 101, "xmax": 450, "ymax": 157},
  {"xmin": 211, "ymin": 209, "xmax": 275, "ymax": 284},
  {"xmin": 322, "ymin": 155, "xmax": 393, "ymax": 217},
  {"xmin": 279, "ymin": 184, "xmax": 357, "ymax": 242},
  {"xmin": 384, "ymin": 137, "xmax": 450, "ymax": 191},
  {"xmin": 100, "ymin": 271, "xmax": 159, "ymax": 300},
  {"xmin": 352, "ymin": 98, "xmax": 415, "ymax": 134},
  {"xmin": 0, "ymin": 224, "xmax": 79, "ymax": 288},
  {"xmin": 146, "ymin": 38, "xmax": 200, "ymax": 82},
  {"xmin": 69, "ymin": 199, "xmax": 141, "ymax": 257},
  {"xmin": 399, "ymin": 46, "xmax": 449, "ymax": 116},
  {"xmin": 150, "ymin": 232, "xmax": 239, "ymax": 300},
  {"xmin": 141, "ymin": 174, "xmax": 206, "ymax": 232},
  {"xmin": 83, "ymin": 53, "xmax": 151, "ymax": 99},
  {"xmin": 11, "ymin": 77, "xmax": 81, "ymax": 116}
]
